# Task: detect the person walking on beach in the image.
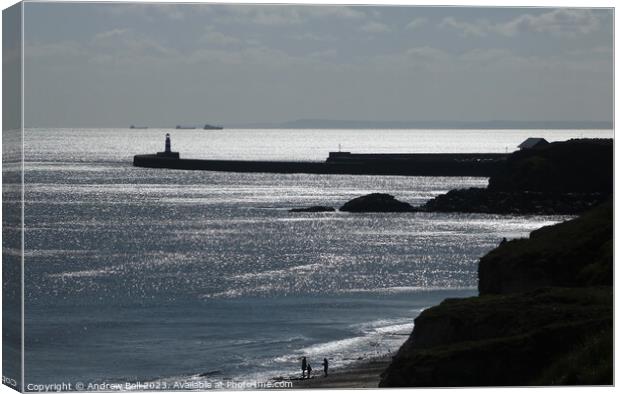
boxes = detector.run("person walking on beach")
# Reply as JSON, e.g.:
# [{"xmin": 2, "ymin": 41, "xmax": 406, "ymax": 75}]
[
  {"xmin": 307, "ymin": 363, "xmax": 312, "ymax": 379},
  {"xmin": 301, "ymin": 357, "xmax": 307, "ymax": 379},
  {"xmin": 322, "ymin": 358, "xmax": 329, "ymax": 377}
]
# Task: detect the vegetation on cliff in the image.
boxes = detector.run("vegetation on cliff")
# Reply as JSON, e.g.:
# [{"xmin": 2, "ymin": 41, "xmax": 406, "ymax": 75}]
[{"xmin": 380, "ymin": 200, "xmax": 613, "ymax": 386}]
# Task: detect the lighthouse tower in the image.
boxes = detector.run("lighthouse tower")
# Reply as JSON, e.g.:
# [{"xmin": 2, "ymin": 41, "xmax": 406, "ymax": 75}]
[
  {"xmin": 156, "ymin": 133, "xmax": 180, "ymax": 159},
  {"xmin": 165, "ymin": 133, "xmax": 171, "ymax": 153}
]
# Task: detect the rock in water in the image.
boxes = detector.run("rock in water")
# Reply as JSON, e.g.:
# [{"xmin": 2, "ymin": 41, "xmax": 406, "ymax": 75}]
[
  {"xmin": 340, "ymin": 193, "xmax": 415, "ymax": 212},
  {"xmin": 289, "ymin": 206, "xmax": 336, "ymax": 212}
]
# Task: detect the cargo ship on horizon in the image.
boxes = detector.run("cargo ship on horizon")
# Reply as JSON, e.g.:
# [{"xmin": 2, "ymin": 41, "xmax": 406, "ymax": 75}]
[{"xmin": 174, "ymin": 124, "xmax": 224, "ymax": 130}]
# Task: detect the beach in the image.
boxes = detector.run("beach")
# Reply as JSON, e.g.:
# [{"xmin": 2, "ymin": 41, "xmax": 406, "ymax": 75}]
[{"xmin": 287, "ymin": 356, "xmax": 391, "ymax": 389}]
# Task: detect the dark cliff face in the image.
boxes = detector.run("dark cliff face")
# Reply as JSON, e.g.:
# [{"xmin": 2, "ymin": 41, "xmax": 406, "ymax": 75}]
[
  {"xmin": 488, "ymin": 139, "xmax": 613, "ymax": 193},
  {"xmin": 478, "ymin": 199, "xmax": 612, "ymax": 295},
  {"xmin": 380, "ymin": 288, "xmax": 611, "ymax": 387},
  {"xmin": 380, "ymin": 200, "xmax": 613, "ymax": 387},
  {"xmin": 420, "ymin": 139, "xmax": 613, "ymax": 215}
]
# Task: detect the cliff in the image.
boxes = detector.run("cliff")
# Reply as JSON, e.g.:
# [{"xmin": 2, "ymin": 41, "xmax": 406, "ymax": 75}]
[
  {"xmin": 380, "ymin": 200, "xmax": 613, "ymax": 386},
  {"xmin": 488, "ymin": 138, "xmax": 612, "ymax": 193},
  {"xmin": 479, "ymin": 200, "xmax": 612, "ymax": 294},
  {"xmin": 421, "ymin": 139, "xmax": 612, "ymax": 214}
]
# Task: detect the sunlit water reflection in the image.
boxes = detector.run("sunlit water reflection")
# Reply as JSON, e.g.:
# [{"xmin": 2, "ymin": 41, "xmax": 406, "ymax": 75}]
[{"xmin": 22, "ymin": 128, "xmax": 600, "ymax": 385}]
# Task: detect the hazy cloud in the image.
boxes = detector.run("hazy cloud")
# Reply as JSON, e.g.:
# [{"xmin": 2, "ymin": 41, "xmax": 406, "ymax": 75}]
[
  {"xmin": 200, "ymin": 30, "xmax": 244, "ymax": 47},
  {"xmin": 497, "ymin": 9, "xmax": 601, "ymax": 37},
  {"xmin": 405, "ymin": 46, "xmax": 450, "ymax": 60},
  {"xmin": 105, "ymin": 4, "xmax": 195, "ymax": 21},
  {"xmin": 439, "ymin": 17, "xmax": 488, "ymax": 37},
  {"xmin": 291, "ymin": 32, "xmax": 336, "ymax": 42},
  {"xmin": 309, "ymin": 49, "xmax": 338, "ymax": 59},
  {"xmin": 24, "ymin": 40, "xmax": 82, "ymax": 58},
  {"xmin": 216, "ymin": 5, "xmax": 366, "ymax": 26},
  {"xmin": 360, "ymin": 21, "xmax": 391, "ymax": 33},
  {"xmin": 90, "ymin": 28, "xmax": 176, "ymax": 59},
  {"xmin": 441, "ymin": 9, "xmax": 603, "ymax": 38},
  {"xmin": 405, "ymin": 17, "xmax": 428, "ymax": 30}
]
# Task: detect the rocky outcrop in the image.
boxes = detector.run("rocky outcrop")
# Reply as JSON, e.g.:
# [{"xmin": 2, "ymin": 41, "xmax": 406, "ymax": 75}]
[
  {"xmin": 488, "ymin": 138, "xmax": 612, "ymax": 194},
  {"xmin": 339, "ymin": 193, "xmax": 416, "ymax": 212},
  {"xmin": 421, "ymin": 139, "xmax": 612, "ymax": 215},
  {"xmin": 421, "ymin": 188, "xmax": 607, "ymax": 215},
  {"xmin": 380, "ymin": 200, "xmax": 613, "ymax": 387},
  {"xmin": 289, "ymin": 206, "xmax": 336, "ymax": 212}
]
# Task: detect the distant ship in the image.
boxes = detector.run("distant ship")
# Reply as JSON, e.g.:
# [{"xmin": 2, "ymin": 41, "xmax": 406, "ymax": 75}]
[
  {"xmin": 203, "ymin": 124, "xmax": 223, "ymax": 130},
  {"xmin": 130, "ymin": 125, "xmax": 148, "ymax": 129},
  {"xmin": 176, "ymin": 125, "xmax": 197, "ymax": 129}
]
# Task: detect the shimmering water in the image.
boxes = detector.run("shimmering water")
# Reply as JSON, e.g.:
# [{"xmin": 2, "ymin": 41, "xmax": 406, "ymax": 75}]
[{"xmin": 21, "ymin": 128, "xmax": 611, "ymax": 387}]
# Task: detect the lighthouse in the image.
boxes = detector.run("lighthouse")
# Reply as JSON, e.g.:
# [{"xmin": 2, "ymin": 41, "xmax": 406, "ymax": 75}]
[
  {"xmin": 165, "ymin": 133, "xmax": 171, "ymax": 153},
  {"xmin": 156, "ymin": 133, "xmax": 180, "ymax": 159}
]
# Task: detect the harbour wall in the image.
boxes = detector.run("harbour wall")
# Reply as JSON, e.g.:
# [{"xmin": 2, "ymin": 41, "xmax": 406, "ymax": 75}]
[{"xmin": 133, "ymin": 152, "xmax": 509, "ymax": 177}]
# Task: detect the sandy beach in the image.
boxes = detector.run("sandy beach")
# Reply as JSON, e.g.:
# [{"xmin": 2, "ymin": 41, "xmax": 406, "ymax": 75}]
[{"xmin": 285, "ymin": 356, "xmax": 392, "ymax": 389}]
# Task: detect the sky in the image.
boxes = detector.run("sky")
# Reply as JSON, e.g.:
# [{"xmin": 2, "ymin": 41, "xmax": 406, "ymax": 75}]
[{"xmin": 21, "ymin": 2, "xmax": 613, "ymax": 128}]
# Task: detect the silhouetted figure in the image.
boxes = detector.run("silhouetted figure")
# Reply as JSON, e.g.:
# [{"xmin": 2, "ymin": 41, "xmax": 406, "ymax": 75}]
[
  {"xmin": 500, "ymin": 237, "xmax": 507, "ymax": 245},
  {"xmin": 301, "ymin": 357, "xmax": 307, "ymax": 379},
  {"xmin": 322, "ymin": 358, "xmax": 329, "ymax": 377},
  {"xmin": 165, "ymin": 133, "xmax": 171, "ymax": 153},
  {"xmin": 307, "ymin": 363, "xmax": 312, "ymax": 379}
]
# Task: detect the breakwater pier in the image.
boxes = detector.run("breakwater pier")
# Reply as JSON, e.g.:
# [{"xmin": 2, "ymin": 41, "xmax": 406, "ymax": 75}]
[{"xmin": 133, "ymin": 150, "xmax": 508, "ymax": 176}]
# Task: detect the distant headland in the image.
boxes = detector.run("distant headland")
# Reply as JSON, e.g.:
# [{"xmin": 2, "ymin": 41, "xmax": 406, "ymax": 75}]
[{"xmin": 230, "ymin": 119, "xmax": 613, "ymax": 130}]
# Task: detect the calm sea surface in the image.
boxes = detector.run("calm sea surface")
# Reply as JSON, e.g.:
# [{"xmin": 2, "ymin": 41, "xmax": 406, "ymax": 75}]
[{"xmin": 22, "ymin": 128, "xmax": 612, "ymax": 386}]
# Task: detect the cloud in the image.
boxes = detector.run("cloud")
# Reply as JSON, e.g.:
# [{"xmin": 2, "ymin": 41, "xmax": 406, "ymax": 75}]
[
  {"xmin": 566, "ymin": 46, "xmax": 612, "ymax": 57},
  {"xmin": 405, "ymin": 46, "xmax": 450, "ymax": 60},
  {"xmin": 26, "ymin": 28, "xmax": 178, "ymax": 66},
  {"xmin": 217, "ymin": 5, "xmax": 365, "ymax": 26},
  {"xmin": 200, "ymin": 31, "xmax": 244, "ymax": 47},
  {"xmin": 104, "ymin": 4, "xmax": 192, "ymax": 21},
  {"xmin": 90, "ymin": 28, "xmax": 175, "ymax": 58},
  {"xmin": 362, "ymin": 43, "xmax": 610, "ymax": 79},
  {"xmin": 185, "ymin": 45, "xmax": 299, "ymax": 69},
  {"xmin": 360, "ymin": 21, "xmax": 391, "ymax": 34},
  {"xmin": 92, "ymin": 28, "xmax": 130, "ymax": 41},
  {"xmin": 405, "ymin": 17, "xmax": 428, "ymax": 30},
  {"xmin": 440, "ymin": 9, "xmax": 602, "ymax": 38},
  {"xmin": 291, "ymin": 32, "xmax": 336, "ymax": 42},
  {"xmin": 439, "ymin": 17, "xmax": 489, "ymax": 37},
  {"xmin": 309, "ymin": 49, "xmax": 338, "ymax": 59},
  {"xmin": 24, "ymin": 40, "xmax": 82, "ymax": 58},
  {"xmin": 301, "ymin": 6, "xmax": 366, "ymax": 20},
  {"xmin": 38, "ymin": 28, "xmax": 176, "ymax": 66},
  {"xmin": 497, "ymin": 9, "xmax": 601, "ymax": 37}
]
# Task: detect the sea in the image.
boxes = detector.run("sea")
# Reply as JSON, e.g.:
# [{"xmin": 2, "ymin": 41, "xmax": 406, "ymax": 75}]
[{"xmin": 21, "ymin": 128, "xmax": 612, "ymax": 388}]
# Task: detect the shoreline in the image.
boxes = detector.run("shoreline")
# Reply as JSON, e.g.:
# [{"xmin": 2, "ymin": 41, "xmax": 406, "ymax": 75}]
[{"xmin": 282, "ymin": 355, "xmax": 392, "ymax": 389}]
